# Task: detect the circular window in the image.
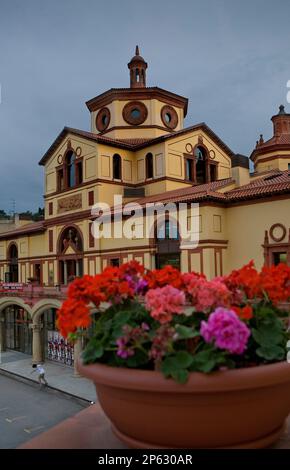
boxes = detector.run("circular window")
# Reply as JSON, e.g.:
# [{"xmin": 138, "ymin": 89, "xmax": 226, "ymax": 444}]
[
  {"xmin": 122, "ymin": 101, "xmax": 148, "ymax": 125},
  {"xmin": 96, "ymin": 107, "xmax": 110, "ymax": 132},
  {"xmin": 161, "ymin": 105, "xmax": 178, "ymax": 129},
  {"xmin": 269, "ymin": 223, "xmax": 287, "ymax": 243}
]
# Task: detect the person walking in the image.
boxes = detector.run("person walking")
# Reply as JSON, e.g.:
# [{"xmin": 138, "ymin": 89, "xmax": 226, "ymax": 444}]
[{"xmin": 31, "ymin": 363, "xmax": 48, "ymax": 389}]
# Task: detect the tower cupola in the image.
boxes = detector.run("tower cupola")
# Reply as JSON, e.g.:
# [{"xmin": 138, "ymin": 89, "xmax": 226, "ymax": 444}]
[{"xmin": 127, "ymin": 46, "xmax": 147, "ymax": 88}]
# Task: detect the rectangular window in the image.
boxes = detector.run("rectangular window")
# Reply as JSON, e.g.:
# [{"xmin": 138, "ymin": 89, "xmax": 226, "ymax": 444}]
[
  {"xmin": 110, "ymin": 258, "xmax": 120, "ymax": 267},
  {"xmin": 185, "ymin": 158, "xmax": 194, "ymax": 182},
  {"xmin": 48, "ymin": 230, "xmax": 53, "ymax": 253},
  {"xmin": 77, "ymin": 162, "xmax": 83, "ymax": 185},
  {"xmin": 57, "ymin": 169, "xmax": 64, "ymax": 191},
  {"xmin": 34, "ymin": 263, "xmax": 42, "ymax": 284},
  {"xmin": 88, "ymin": 191, "xmax": 94, "ymax": 206},
  {"xmin": 48, "ymin": 202, "xmax": 53, "ymax": 216},
  {"xmin": 89, "ymin": 222, "xmax": 94, "ymax": 248}
]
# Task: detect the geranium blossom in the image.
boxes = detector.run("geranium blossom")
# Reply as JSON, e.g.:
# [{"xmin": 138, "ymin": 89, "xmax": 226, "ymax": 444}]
[
  {"xmin": 145, "ymin": 285, "xmax": 186, "ymax": 324},
  {"xmin": 145, "ymin": 265, "xmax": 184, "ymax": 289},
  {"xmin": 200, "ymin": 307, "xmax": 251, "ymax": 354},
  {"xmin": 232, "ymin": 305, "xmax": 253, "ymax": 321},
  {"xmin": 57, "ymin": 298, "xmax": 91, "ymax": 338},
  {"xmin": 184, "ymin": 276, "xmax": 232, "ymax": 312}
]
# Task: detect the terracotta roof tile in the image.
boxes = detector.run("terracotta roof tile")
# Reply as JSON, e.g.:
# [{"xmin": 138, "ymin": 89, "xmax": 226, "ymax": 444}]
[
  {"xmin": 133, "ymin": 179, "xmax": 233, "ymax": 206},
  {"xmin": 226, "ymin": 170, "xmax": 290, "ymax": 200},
  {"xmin": 39, "ymin": 123, "xmax": 235, "ymax": 166}
]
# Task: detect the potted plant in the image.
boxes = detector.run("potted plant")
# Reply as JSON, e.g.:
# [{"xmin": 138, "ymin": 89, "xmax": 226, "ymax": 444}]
[{"xmin": 57, "ymin": 261, "xmax": 290, "ymax": 449}]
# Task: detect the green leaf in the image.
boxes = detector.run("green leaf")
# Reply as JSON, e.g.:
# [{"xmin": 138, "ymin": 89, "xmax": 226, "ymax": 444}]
[
  {"xmin": 256, "ymin": 344, "xmax": 285, "ymax": 361},
  {"xmin": 82, "ymin": 339, "xmax": 104, "ymax": 364},
  {"xmin": 190, "ymin": 349, "xmax": 220, "ymax": 373},
  {"xmin": 175, "ymin": 325, "xmax": 199, "ymax": 340},
  {"xmin": 161, "ymin": 351, "xmax": 193, "ymax": 382},
  {"xmin": 174, "ymin": 351, "xmax": 194, "ymax": 368}
]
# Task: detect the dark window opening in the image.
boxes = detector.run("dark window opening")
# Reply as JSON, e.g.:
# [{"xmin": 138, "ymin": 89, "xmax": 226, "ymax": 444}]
[
  {"xmin": 273, "ymin": 252, "xmax": 287, "ymax": 266},
  {"xmin": 66, "ymin": 151, "xmax": 76, "ymax": 188},
  {"xmin": 8, "ymin": 244, "xmax": 18, "ymax": 282},
  {"xmin": 110, "ymin": 258, "xmax": 120, "ymax": 267},
  {"xmin": 34, "ymin": 264, "xmax": 41, "ymax": 284},
  {"xmin": 77, "ymin": 161, "xmax": 83, "ymax": 185},
  {"xmin": 146, "ymin": 153, "xmax": 153, "ymax": 179},
  {"xmin": 195, "ymin": 146, "xmax": 207, "ymax": 184},
  {"xmin": 185, "ymin": 158, "xmax": 194, "ymax": 182},
  {"xmin": 113, "ymin": 154, "xmax": 122, "ymax": 180}
]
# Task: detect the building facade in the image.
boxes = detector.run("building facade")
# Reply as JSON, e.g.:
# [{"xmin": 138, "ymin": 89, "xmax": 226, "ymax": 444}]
[{"xmin": 0, "ymin": 47, "xmax": 290, "ymax": 366}]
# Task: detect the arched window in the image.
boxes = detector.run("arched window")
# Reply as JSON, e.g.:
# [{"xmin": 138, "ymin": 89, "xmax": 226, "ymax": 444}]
[
  {"xmin": 146, "ymin": 153, "xmax": 153, "ymax": 179},
  {"xmin": 157, "ymin": 219, "xmax": 179, "ymax": 240},
  {"xmin": 113, "ymin": 154, "xmax": 122, "ymax": 180},
  {"xmin": 195, "ymin": 146, "xmax": 207, "ymax": 184},
  {"xmin": 58, "ymin": 226, "xmax": 84, "ymax": 285},
  {"xmin": 66, "ymin": 151, "xmax": 76, "ymax": 188}
]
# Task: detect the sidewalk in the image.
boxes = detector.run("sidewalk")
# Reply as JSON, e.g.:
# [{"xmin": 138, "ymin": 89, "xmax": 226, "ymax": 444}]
[{"xmin": 0, "ymin": 350, "xmax": 96, "ymax": 402}]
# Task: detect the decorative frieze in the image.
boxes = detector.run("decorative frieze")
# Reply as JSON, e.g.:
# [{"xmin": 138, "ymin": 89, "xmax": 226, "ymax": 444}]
[{"xmin": 57, "ymin": 194, "xmax": 82, "ymax": 214}]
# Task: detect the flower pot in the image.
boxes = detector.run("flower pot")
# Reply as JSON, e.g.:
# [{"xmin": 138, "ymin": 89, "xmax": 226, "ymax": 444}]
[{"xmin": 77, "ymin": 360, "xmax": 290, "ymax": 449}]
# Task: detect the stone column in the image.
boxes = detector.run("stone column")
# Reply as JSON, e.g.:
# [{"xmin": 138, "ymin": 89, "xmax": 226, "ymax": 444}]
[
  {"xmin": 73, "ymin": 338, "xmax": 82, "ymax": 377},
  {"xmin": 75, "ymin": 260, "xmax": 80, "ymax": 277},
  {"xmin": 63, "ymin": 261, "xmax": 68, "ymax": 285},
  {"xmin": 32, "ymin": 322, "xmax": 43, "ymax": 364}
]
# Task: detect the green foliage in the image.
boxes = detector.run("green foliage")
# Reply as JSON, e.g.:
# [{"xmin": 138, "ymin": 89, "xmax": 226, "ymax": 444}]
[
  {"xmin": 80, "ymin": 297, "xmax": 289, "ymax": 383},
  {"xmin": 251, "ymin": 305, "xmax": 287, "ymax": 361},
  {"xmin": 161, "ymin": 351, "xmax": 194, "ymax": 383}
]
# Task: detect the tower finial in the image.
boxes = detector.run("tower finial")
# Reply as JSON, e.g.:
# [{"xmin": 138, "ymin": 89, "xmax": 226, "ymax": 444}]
[
  {"xmin": 279, "ymin": 104, "xmax": 285, "ymax": 115},
  {"xmin": 135, "ymin": 45, "xmax": 139, "ymax": 55}
]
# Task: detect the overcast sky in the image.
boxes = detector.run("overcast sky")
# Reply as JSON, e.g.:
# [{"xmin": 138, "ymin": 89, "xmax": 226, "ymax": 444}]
[{"xmin": 0, "ymin": 0, "xmax": 290, "ymax": 212}]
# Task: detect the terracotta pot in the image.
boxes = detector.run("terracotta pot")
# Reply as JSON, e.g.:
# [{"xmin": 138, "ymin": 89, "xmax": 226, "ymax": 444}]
[{"xmin": 77, "ymin": 360, "xmax": 290, "ymax": 449}]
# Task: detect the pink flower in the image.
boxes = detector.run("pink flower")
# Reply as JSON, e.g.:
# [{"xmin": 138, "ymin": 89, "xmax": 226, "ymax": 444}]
[
  {"xmin": 184, "ymin": 276, "xmax": 232, "ymax": 312},
  {"xmin": 200, "ymin": 307, "xmax": 251, "ymax": 354},
  {"xmin": 145, "ymin": 285, "xmax": 186, "ymax": 324}
]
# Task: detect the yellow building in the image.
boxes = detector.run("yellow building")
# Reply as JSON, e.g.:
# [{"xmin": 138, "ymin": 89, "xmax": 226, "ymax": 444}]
[{"xmin": 0, "ymin": 47, "xmax": 290, "ymax": 365}]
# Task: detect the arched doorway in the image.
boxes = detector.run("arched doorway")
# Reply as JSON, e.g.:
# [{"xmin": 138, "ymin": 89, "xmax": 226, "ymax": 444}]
[
  {"xmin": 155, "ymin": 218, "xmax": 181, "ymax": 269},
  {"xmin": 58, "ymin": 226, "xmax": 84, "ymax": 285},
  {"xmin": 7, "ymin": 244, "xmax": 18, "ymax": 282},
  {"xmin": 2, "ymin": 305, "xmax": 32, "ymax": 354}
]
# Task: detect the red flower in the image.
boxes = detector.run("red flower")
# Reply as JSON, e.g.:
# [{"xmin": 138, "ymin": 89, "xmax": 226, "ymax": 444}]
[
  {"xmin": 57, "ymin": 299, "xmax": 91, "ymax": 338},
  {"xmin": 225, "ymin": 261, "xmax": 261, "ymax": 299},
  {"xmin": 145, "ymin": 265, "xmax": 183, "ymax": 289},
  {"xmin": 260, "ymin": 263, "xmax": 290, "ymax": 304},
  {"xmin": 232, "ymin": 305, "xmax": 253, "ymax": 321}
]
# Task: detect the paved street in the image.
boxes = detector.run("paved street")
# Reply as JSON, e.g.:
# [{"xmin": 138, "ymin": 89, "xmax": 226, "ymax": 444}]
[
  {"xmin": 0, "ymin": 350, "xmax": 96, "ymax": 402},
  {"xmin": 0, "ymin": 373, "xmax": 88, "ymax": 449}
]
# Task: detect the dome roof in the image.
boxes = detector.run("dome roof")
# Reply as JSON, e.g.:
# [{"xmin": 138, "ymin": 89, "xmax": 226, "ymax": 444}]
[{"xmin": 128, "ymin": 46, "xmax": 147, "ymax": 65}]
